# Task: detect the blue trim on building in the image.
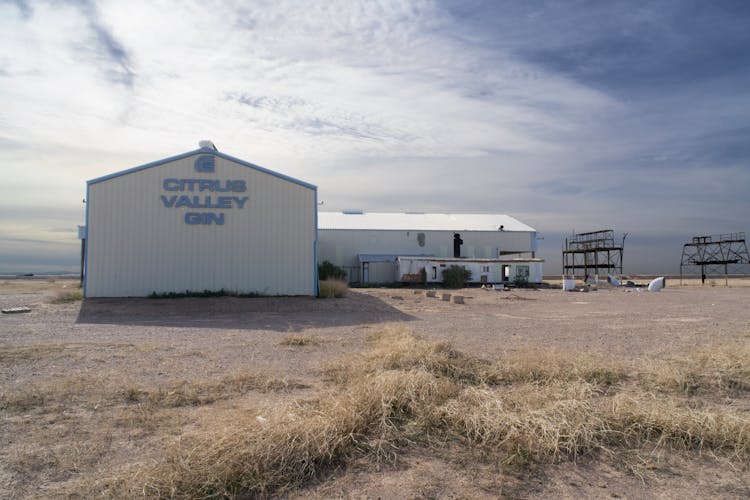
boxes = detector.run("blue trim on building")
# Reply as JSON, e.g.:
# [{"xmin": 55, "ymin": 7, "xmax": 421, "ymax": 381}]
[
  {"xmin": 87, "ymin": 149, "xmax": 204, "ymax": 185},
  {"xmin": 314, "ymin": 189, "xmax": 319, "ymax": 296},
  {"xmin": 83, "ymin": 183, "xmax": 90, "ymax": 298},
  {"xmin": 212, "ymin": 151, "xmax": 317, "ymax": 191},
  {"xmin": 87, "ymin": 147, "xmax": 317, "ymax": 191}
]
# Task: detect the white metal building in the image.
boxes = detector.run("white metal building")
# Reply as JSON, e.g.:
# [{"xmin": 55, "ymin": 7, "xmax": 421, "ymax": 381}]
[
  {"xmin": 317, "ymin": 212, "xmax": 539, "ymax": 284},
  {"xmin": 397, "ymin": 257, "xmax": 545, "ymax": 285},
  {"xmin": 84, "ymin": 143, "xmax": 317, "ymax": 297}
]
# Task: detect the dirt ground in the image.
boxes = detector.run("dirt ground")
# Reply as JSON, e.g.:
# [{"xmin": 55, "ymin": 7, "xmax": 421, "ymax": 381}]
[{"xmin": 1, "ymin": 278, "xmax": 749, "ymax": 498}]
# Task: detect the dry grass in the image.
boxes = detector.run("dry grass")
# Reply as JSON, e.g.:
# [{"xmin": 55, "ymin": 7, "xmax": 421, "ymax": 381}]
[
  {"xmin": 279, "ymin": 334, "xmax": 323, "ymax": 346},
  {"xmin": 318, "ymin": 279, "xmax": 348, "ymax": 298},
  {"xmin": 638, "ymin": 344, "xmax": 750, "ymax": 395},
  {"xmin": 1, "ymin": 371, "xmax": 306, "ymax": 413},
  {"xmin": 91, "ymin": 328, "xmax": 749, "ymax": 498},
  {"xmin": 49, "ymin": 289, "xmax": 83, "ymax": 303}
]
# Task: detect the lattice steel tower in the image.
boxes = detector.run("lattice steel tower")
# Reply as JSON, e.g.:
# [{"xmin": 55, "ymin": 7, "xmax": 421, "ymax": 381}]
[
  {"xmin": 680, "ymin": 232, "xmax": 750, "ymax": 284},
  {"xmin": 563, "ymin": 229, "xmax": 627, "ymax": 279}
]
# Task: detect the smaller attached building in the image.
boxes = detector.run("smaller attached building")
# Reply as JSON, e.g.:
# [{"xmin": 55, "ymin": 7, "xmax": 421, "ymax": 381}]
[{"xmin": 318, "ymin": 212, "xmax": 540, "ymax": 284}]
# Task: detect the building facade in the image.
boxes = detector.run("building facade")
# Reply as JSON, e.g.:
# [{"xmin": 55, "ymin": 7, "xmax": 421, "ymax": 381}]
[
  {"xmin": 84, "ymin": 144, "xmax": 317, "ymax": 297},
  {"xmin": 317, "ymin": 212, "xmax": 539, "ymax": 284}
]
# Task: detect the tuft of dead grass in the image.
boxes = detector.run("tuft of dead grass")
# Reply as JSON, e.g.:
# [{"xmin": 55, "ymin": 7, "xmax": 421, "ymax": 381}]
[
  {"xmin": 433, "ymin": 383, "xmax": 606, "ymax": 463},
  {"xmin": 492, "ymin": 348, "xmax": 626, "ymax": 386},
  {"xmin": 49, "ymin": 289, "xmax": 83, "ymax": 303},
  {"xmin": 318, "ymin": 279, "xmax": 348, "ymax": 298},
  {"xmin": 324, "ymin": 327, "xmax": 496, "ymax": 385},
  {"xmin": 279, "ymin": 334, "xmax": 323, "ymax": 347},
  {"xmin": 604, "ymin": 393, "xmax": 750, "ymax": 457},
  {"xmin": 638, "ymin": 344, "xmax": 750, "ymax": 395}
]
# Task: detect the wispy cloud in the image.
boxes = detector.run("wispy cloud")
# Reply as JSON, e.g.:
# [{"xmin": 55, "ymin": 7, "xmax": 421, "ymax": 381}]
[{"xmin": 75, "ymin": 0, "xmax": 135, "ymax": 88}]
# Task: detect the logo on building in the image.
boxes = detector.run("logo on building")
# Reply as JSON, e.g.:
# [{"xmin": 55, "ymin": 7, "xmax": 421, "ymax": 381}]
[{"xmin": 194, "ymin": 155, "xmax": 215, "ymax": 173}]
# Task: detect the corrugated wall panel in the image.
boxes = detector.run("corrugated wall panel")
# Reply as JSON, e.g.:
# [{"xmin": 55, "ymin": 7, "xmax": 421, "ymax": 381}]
[
  {"xmin": 86, "ymin": 154, "xmax": 315, "ymax": 297},
  {"xmin": 317, "ymin": 229, "xmax": 536, "ymax": 269}
]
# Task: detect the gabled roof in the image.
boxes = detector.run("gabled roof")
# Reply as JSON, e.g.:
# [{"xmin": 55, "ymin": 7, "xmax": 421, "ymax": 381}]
[
  {"xmin": 318, "ymin": 212, "xmax": 536, "ymax": 232},
  {"xmin": 87, "ymin": 147, "xmax": 316, "ymax": 190}
]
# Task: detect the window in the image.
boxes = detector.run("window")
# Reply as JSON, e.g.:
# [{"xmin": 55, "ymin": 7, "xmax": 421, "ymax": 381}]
[
  {"xmin": 431, "ymin": 266, "xmax": 437, "ymax": 280},
  {"xmin": 516, "ymin": 265, "xmax": 530, "ymax": 279},
  {"xmin": 481, "ymin": 265, "xmax": 490, "ymax": 272},
  {"xmin": 417, "ymin": 233, "xmax": 426, "ymax": 247}
]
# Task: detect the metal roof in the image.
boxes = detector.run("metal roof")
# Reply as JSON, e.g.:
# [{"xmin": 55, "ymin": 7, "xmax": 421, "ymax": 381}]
[{"xmin": 318, "ymin": 212, "xmax": 536, "ymax": 232}]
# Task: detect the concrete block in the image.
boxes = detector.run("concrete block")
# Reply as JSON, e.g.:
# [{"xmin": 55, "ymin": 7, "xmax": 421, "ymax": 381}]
[
  {"xmin": 452, "ymin": 295, "xmax": 464, "ymax": 304},
  {"xmin": 426, "ymin": 290, "xmax": 437, "ymax": 298},
  {"xmin": 441, "ymin": 293, "xmax": 451, "ymax": 301}
]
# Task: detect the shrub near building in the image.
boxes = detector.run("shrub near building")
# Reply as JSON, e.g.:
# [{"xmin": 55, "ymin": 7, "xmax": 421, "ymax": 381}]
[{"xmin": 442, "ymin": 265, "xmax": 472, "ymax": 289}]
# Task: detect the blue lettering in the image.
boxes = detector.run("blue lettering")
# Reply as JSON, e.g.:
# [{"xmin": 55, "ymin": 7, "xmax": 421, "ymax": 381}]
[
  {"xmin": 207, "ymin": 213, "xmax": 225, "ymax": 225},
  {"xmin": 234, "ymin": 196, "xmax": 248, "ymax": 209},
  {"xmin": 160, "ymin": 195, "xmax": 177, "ymax": 207},
  {"xmin": 185, "ymin": 212, "xmax": 202, "ymax": 224},
  {"xmin": 215, "ymin": 180, "xmax": 231, "ymax": 192},
  {"xmin": 217, "ymin": 196, "xmax": 233, "ymax": 209},
  {"xmin": 161, "ymin": 178, "xmax": 247, "ymax": 192},
  {"xmin": 175, "ymin": 195, "xmax": 193, "ymax": 208},
  {"xmin": 185, "ymin": 212, "xmax": 225, "ymax": 225}
]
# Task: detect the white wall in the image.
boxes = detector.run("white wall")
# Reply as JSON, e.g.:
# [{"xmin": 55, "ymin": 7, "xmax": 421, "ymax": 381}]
[
  {"xmin": 85, "ymin": 152, "xmax": 316, "ymax": 297},
  {"xmin": 399, "ymin": 259, "xmax": 543, "ymax": 284},
  {"xmin": 318, "ymin": 228, "xmax": 536, "ymax": 282}
]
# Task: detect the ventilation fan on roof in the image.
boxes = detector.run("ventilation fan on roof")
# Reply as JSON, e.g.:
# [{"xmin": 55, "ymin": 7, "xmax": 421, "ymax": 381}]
[{"xmin": 199, "ymin": 140, "xmax": 217, "ymax": 151}]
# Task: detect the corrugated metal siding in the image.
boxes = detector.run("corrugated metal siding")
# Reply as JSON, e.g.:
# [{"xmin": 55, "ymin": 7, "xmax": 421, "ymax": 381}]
[
  {"xmin": 86, "ymin": 154, "xmax": 315, "ymax": 297},
  {"xmin": 318, "ymin": 229, "xmax": 535, "ymax": 270}
]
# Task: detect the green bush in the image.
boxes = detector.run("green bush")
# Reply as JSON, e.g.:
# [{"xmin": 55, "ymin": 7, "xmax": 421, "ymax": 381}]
[
  {"xmin": 513, "ymin": 276, "xmax": 529, "ymax": 288},
  {"xmin": 318, "ymin": 261, "xmax": 347, "ymax": 281},
  {"xmin": 441, "ymin": 265, "xmax": 472, "ymax": 289}
]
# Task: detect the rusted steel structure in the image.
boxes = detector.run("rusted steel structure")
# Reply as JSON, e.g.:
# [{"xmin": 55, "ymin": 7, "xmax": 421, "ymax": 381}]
[
  {"xmin": 562, "ymin": 229, "xmax": 626, "ymax": 279},
  {"xmin": 680, "ymin": 232, "xmax": 749, "ymax": 284}
]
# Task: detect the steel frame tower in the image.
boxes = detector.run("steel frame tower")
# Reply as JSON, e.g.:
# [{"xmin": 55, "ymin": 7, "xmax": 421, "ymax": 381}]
[
  {"xmin": 680, "ymin": 232, "xmax": 749, "ymax": 284},
  {"xmin": 563, "ymin": 229, "xmax": 626, "ymax": 279}
]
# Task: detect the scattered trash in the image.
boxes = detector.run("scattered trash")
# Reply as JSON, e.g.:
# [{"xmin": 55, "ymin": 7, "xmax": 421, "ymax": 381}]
[
  {"xmin": 493, "ymin": 284, "xmax": 505, "ymax": 291},
  {"xmin": 608, "ymin": 275, "xmax": 621, "ymax": 286},
  {"xmin": 256, "ymin": 415, "xmax": 267, "ymax": 424},
  {"xmin": 2, "ymin": 307, "xmax": 31, "ymax": 314},
  {"xmin": 562, "ymin": 279, "xmax": 576, "ymax": 291}
]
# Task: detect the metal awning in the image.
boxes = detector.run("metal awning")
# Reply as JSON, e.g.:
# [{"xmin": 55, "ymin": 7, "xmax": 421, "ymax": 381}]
[{"xmin": 357, "ymin": 253, "xmax": 433, "ymax": 263}]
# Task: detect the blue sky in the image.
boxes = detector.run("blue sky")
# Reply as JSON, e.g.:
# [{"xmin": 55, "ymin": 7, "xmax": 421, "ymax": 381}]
[{"xmin": 1, "ymin": 0, "xmax": 748, "ymax": 274}]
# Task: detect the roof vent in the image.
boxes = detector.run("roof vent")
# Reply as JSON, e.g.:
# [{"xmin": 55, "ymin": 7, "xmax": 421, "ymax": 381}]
[
  {"xmin": 342, "ymin": 209, "xmax": 364, "ymax": 215},
  {"xmin": 199, "ymin": 140, "xmax": 217, "ymax": 151}
]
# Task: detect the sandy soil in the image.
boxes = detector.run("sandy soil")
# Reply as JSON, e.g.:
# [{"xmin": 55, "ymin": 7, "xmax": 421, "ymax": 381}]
[{"xmin": 1, "ymin": 279, "xmax": 749, "ymax": 498}]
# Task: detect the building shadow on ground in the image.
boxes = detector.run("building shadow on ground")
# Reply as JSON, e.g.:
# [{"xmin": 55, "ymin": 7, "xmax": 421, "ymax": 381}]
[{"xmin": 76, "ymin": 290, "xmax": 416, "ymax": 332}]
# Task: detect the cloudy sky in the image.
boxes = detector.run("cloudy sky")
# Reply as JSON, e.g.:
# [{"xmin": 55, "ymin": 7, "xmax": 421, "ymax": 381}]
[{"xmin": 1, "ymin": 0, "xmax": 748, "ymax": 274}]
